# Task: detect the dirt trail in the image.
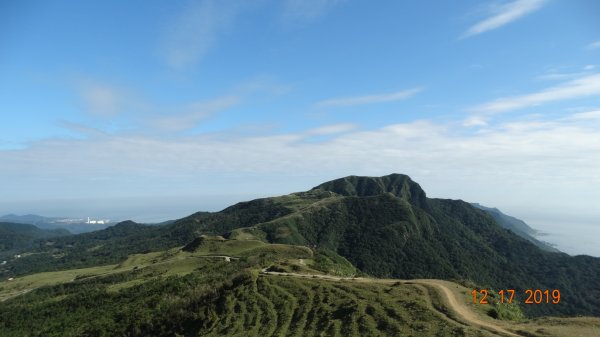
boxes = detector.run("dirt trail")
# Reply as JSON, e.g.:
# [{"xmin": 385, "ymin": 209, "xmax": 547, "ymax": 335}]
[
  {"xmin": 413, "ymin": 279, "xmax": 521, "ymax": 337},
  {"xmin": 260, "ymin": 269, "xmax": 522, "ymax": 337}
]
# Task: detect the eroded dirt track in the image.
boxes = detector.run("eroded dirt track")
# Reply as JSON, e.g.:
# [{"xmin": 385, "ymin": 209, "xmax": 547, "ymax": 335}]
[
  {"xmin": 413, "ymin": 279, "xmax": 521, "ymax": 336},
  {"xmin": 261, "ymin": 269, "xmax": 523, "ymax": 336}
]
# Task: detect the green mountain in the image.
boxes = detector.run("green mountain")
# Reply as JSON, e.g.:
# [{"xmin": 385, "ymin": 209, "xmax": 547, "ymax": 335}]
[
  {"xmin": 4, "ymin": 174, "xmax": 600, "ymax": 318},
  {"xmin": 472, "ymin": 203, "xmax": 559, "ymax": 252},
  {"xmin": 0, "ymin": 222, "xmax": 70, "ymax": 257}
]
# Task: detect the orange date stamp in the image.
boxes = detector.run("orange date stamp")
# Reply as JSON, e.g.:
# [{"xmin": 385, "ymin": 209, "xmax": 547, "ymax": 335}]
[{"xmin": 471, "ymin": 289, "xmax": 561, "ymax": 304}]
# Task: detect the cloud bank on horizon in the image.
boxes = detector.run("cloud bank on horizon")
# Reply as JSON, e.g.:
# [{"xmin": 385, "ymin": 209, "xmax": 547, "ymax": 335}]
[{"xmin": 1, "ymin": 0, "xmax": 600, "ymax": 239}]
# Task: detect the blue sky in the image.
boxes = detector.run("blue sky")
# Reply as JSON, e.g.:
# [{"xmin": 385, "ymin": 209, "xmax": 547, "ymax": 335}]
[{"xmin": 2, "ymin": 0, "xmax": 600, "ymax": 254}]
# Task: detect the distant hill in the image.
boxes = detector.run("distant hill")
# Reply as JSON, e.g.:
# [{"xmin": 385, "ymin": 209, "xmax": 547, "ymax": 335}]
[
  {"xmin": 0, "ymin": 214, "xmax": 111, "ymax": 233},
  {"xmin": 0, "ymin": 222, "xmax": 70, "ymax": 257},
  {"xmin": 0, "ymin": 214, "xmax": 55, "ymax": 225},
  {"xmin": 471, "ymin": 203, "xmax": 560, "ymax": 252},
  {"xmin": 5, "ymin": 174, "xmax": 600, "ymax": 317}
]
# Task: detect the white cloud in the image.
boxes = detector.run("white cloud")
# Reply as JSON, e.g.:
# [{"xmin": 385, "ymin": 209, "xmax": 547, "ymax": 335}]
[
  {"xmin": 536, "ymin": 65, "xmax": 597, "ymax": 82},
  {"xmin": 304, "ymin": 123, "xmax": 357, "ymax": 135},
  {"xmin": 316, "ymin": 88, "xmax": 422, "ymax": 107},
  {"xmin": 162, "ymin": 0, "xmax": 244, "ymax": 70},
  {"xmin": 3, "ymin": 112, "xmax": 600, "ymax": 201},
  {"xmin": 461, "ymin": 0, "xmax": 546, "ymax": 38},
  {"xmin": 587, "ymin": 40, "xmax": 600, "ymax": 50},
  {"xmin": 150, "ymin": 96, "xmax": 240, "ymax": 132},
  {"xmin": 74, "ymin": 77, "xmax": 151, "ymax": 121},
  {"xmin": 563, "ymin": 109, "xmax": 600, "ymax": 121},
  {"xmin": 471, "ymin": 73, "xmax": 600, "ymax": 114},
  {"xmin": 59, "ymin": 121, "xmax": 109, "ymax": 138},
  {"xmin": 70, "ymin": 76, "xmax": 287, "ymax": 134},
  {"xmin": 282, "ymin": 0, "xmax": 343, "ymax": 21},
  {"xmin": 3, "ymin": 111, "xmax": 600, "ymax": 255},
  {"xmin": 536, "ymin": 72, "xmax": 585, "ymax": 81},
  {"xmin": 79, "ymin": 81, "xmax": 123, "ymax": 117},
  {"xmin": 463, "ymin": 116, "xmax": 489, "ymax": 127}
]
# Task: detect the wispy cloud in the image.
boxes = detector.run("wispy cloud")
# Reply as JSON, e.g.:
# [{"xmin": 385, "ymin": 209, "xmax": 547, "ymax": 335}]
[
  {"xmin": 316, "ymin": 87, "xmax": 422, "ymax": 108},
  {"xmin": 304, "ymin": 123, "xmax": 356, "ymax": 136},
  {"xmin": 282, "ymin": 0, "xmax": 343, "ymax": 22},
  {"xmin": 162, "ymin": 0, "xmax": 244, "ymax": 70},
  {"xmin": 59, "ymin": 121, "xmax": 109, "ymax": 138},
  {"xmin": 78, "ymin": 81, "xmax": 123, "ymax": 117},
  {"xmin": 70, "ymin": 75, "xmax": 288, "ymax": 134},
  {"xmin": 461, "ymin": 0, "xmax": 546, "ymax": 39},
  {"xmin": 562, "ymin": 109, "xmax": 600, "ymax": 122},
  {"xmin": 150, "ymin": 96, "xmax": 240, "ymax": 132},
  {"xmin": 471, "ymin": 73, "xmax": 600, "ymax": 115},
  {"xmin": 463, "ymin": 116, "xmax": 490, "ymax": 127},
  {"xmin": 587, "ymin": 40, "xmax": 600, "ymax": 50},
  {"xmin": 535, "ymin": 65, "xmax": 597, "ymax": 82}
]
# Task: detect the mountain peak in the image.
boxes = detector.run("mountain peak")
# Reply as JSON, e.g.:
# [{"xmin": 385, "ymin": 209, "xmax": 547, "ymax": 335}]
[{"xmin": 311, "ymin": 173, "xmax": 428, "ymax": 208}]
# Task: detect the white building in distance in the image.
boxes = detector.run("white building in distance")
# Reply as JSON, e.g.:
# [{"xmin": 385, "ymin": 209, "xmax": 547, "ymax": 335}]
[{"xmin": 86, "ymin": 217, "xmax": 110, "ymax": 225}]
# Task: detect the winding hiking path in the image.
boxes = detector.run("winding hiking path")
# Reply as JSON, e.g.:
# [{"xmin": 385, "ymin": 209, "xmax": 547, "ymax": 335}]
[
  {"xmin": 260, "ymin": 269, "xmax": 522, "ymax": 337},
  {"xmin": 413, "ymin": 279, "xmax": 521, "ymax": 337}
]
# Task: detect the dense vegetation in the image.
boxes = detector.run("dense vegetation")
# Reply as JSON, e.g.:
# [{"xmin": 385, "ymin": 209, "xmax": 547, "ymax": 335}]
[
  {"xmin": 255, "ymin": 176, "xmax": 600, "ymax": 317},
  {"xmin": 0, "ymin": 243, "xmax": 490, "ymax": 337},
  {"xmin": 2, "ymin": 199, "xmax": 294, "ymax": 275},
  {"xmin": 4, "ymin": 174, "xmax": 600, "ymax": 318},
  {"xmin": 0, "ymin": 222, "xmax": 69, "ymax": 257},
  {"xmin": 1, "ymin": 221, "xmax": 175, "ymax": 275}
]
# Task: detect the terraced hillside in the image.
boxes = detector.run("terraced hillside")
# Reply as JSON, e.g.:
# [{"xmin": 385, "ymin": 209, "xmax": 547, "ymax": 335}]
[
  {"xmin": 2, "ymin": 237, "xmax": 600, "ymax": 337},
  {"xmin": 199, "ymin": 274, "xmax": 488, "ymax": 337},
  {"xmin": 4, "ymin": 174, "xmax": 600, "ymax": 319}
]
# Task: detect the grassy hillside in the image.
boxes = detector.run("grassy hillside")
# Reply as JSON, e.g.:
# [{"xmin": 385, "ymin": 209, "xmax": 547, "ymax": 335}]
[
  {"xmin": 252, "ymin": 175, "xmax": 600, "ymax": 317},
  {"xmin": 5, "ymin": 174, "xmax": 600, "ymax": 319},
  {"xmin": 2, "ymin": 238, "xmax": 599, "ymax": 337}
]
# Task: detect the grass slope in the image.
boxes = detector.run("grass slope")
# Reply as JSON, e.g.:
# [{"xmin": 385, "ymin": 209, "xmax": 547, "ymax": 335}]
[
  {"xmin": 5, "ymin": 174, "xmax": 600, "ymax": 318},
  {"xmin": 2, "ymin": 238, "xmax": 599, "ymax": 337}
]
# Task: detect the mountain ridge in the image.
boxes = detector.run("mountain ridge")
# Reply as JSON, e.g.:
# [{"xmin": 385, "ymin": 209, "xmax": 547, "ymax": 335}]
[{"xmin": 4, "ymin": 173, "xmax": 600, "ymax": 317}]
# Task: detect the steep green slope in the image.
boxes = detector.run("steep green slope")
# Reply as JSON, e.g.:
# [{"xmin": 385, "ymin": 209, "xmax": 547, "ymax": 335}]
[
  {"xmin": 312, "ymin": 174, "xmax": 429, "ymax": 208},
  {"xmin": 5, "ymin": 174, "xmax": 600, "ymax": 318},
  {"xmin": 254, "ymin": 175, "xmax": 600, "ymax": 317},
  {"xmin": 472, "ymin": 203, "xmax": 559, "ymax": 252}
]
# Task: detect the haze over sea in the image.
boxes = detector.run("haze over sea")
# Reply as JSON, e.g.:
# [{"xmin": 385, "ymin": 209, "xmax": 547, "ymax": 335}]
[{"xmin": 529, "ymin": 219, "xmax": 600, "ymax": 257}]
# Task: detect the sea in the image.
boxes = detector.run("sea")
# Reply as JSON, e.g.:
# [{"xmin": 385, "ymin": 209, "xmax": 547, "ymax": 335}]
[{"xmin": 528, "ymin": 219, "xmax": 600, "ymax": 257}]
